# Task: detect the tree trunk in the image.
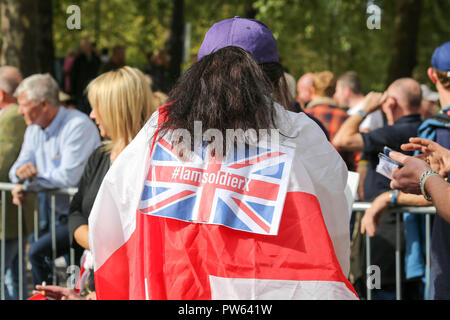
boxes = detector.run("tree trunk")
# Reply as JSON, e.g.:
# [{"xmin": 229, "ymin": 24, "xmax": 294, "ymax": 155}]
[
  {"xmin": 385, "ymin": 0, "xmax": 422, "ymax": 86},
  {"xmin": 36, "ymin": 0, "xmax": 55, "ymax": 76},
  {"xmin": 0, "ymin": 0, "xmax": 54, "ymax": 77},
  {"xmin": 168, "ymin": 0, "xmax": 184, "ymax": 91}
]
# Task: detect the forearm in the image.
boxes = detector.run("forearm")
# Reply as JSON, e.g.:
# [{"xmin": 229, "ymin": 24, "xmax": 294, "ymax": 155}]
[
  {"xmin": 333, "ymin": 114, "xmax": 364, "ymax": 151},
  {"xmin": 368, "ymin": 190, "xmax": 431, "ymax": 213},
  {"xmin": 396, "ymin": 192, "xmax": 432, "ymax": 207},
  {"xmin": 8, "ymin": 164, "xmax": 20, "ymax": 183},
  {"xmin": 9, "ymin": 159, "xmax": 33, "ymax": 184},
  {"xmin": 24, "ymin": 167, "xmax": 83, "ymax": 191},
  {"xmin": 357, "ymin": 161, "xmax": 368, "ymax": 201},
  {"xmin": 74, "ymin": 225, "xmax": 90, "ymax": 250},
  {"xmin": 425, "ymin": 175, "xmax": 450, "ymax": 223}
]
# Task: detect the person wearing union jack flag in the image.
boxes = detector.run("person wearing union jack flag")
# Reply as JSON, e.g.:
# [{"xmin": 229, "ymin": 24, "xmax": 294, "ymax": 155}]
[{"xmin": 88, "ymin": 17, "xmax": 357, "ymax": 300}]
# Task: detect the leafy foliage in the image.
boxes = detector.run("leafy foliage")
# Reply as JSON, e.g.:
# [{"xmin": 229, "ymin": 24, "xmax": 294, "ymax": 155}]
[{"xmin": 51, "ymin": 0, "xmax": 450, "ymax": 92}]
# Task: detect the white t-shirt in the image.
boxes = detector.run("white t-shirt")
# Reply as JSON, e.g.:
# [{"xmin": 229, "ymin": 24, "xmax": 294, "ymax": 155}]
[{"xmin": 348, "ymin": 101, "xmax": 384, "ymax": 132}]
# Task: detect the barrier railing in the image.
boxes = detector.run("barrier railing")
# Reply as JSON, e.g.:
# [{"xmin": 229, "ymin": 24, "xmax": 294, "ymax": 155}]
[
  {"xmin": 0, "ymin": 182, "xmax": 438, "ymax": 300},
  {"xmin": 0, "ymin": 182, "xmax": 77, "ymax": 300},
  {"xmin": 352, "ymin": 202, "xmax": 436, "ymax": 300}
]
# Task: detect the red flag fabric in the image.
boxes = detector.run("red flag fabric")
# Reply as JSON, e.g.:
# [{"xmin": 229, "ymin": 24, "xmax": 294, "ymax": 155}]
[
  {"xmin": 28, "ymin": 294, "xmax": 48, "ymax": 300},
  {"xmin": 89, "ymin": 104, "xmax": 357, "ymax": 300}
]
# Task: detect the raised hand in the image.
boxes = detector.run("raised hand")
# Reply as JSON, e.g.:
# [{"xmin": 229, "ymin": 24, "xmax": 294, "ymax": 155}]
[
  {"xmin": 401, "ymin": 138, "xmax": 450, "ymax": 177},
  {"xmin": 361, "ymin": 91, "xmax": 387, "ymax": 114}
]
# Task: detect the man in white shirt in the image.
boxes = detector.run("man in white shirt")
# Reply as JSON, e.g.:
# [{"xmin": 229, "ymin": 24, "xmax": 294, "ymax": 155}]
[
  {"xmin": 333, "ymin": 71, "xmax": 385, "ymax": 200},
  {"xmin": 334, "ymin": 71, "xmax": 384, "ymax": 132},
  {"xmin": 9, "ymin": 73, "xmax": 101, "ymax": 288}
]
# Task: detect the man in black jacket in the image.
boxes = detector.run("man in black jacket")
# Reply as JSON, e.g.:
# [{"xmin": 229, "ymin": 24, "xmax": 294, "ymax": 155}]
[{"xmin": 334, "ymin": 78, "xmax": 423, "ymax": 299}]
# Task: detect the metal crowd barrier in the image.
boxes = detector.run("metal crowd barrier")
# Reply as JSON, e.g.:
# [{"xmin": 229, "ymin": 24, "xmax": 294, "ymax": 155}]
[
  {"xmin": 0, "ymin": 181, "xmax": 439, "ymax": 300},
  {"xmin": 0, "ymin": 182, "xmax": 77, "ymax": 300},
  {"xmin": 352, "ymin": 202, "xmax": 436, "ymax": 301}
]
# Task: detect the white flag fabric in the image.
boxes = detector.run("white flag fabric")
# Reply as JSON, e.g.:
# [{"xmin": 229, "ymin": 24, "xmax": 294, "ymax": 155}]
[{"xmin": 89, "ymin": 103, "xmax": 356, "ymax": 300}]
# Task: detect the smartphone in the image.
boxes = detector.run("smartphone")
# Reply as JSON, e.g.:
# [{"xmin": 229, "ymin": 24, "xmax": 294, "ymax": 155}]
[
  {"xmin": 376, "ymin": 147, "xmax": 403, "ymax": 179},
  {"xmin": 383, "ymin": 147, "xmax": 403, "ymax": 167},
  {"xmin": 383, "ymin": 146, "xmax": 393, "ymax": 157}
]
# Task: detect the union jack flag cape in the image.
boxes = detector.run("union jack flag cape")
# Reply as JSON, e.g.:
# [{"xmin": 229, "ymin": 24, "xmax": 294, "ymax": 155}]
[{"xmin": 89, "ymin": 104, "xmax": 357, "ymax": 300}]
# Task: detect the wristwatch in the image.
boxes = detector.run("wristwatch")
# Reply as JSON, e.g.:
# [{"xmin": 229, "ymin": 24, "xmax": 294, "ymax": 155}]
[
  {"xmin": 357, "ymin": 109, "xmax": 367, "ymax": 119},
  {"xmin": 389, "ymin": 189, "xmax": 399, "ymax": 207},
  {"xmin": 419, "ymin": 170, "xmax": 440, "ymax": 201}
]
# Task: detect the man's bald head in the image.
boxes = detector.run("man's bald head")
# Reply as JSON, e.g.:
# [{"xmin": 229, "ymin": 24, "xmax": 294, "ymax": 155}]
[
  {"xmin": 298, "ymin": 73, "xmax": 314, "ymax": 87},
  {"xmin": 296, "ymin": 73, "xmax": 314, "ymax": 106},
  {"xmin": 387, "ymin": 78, "xmax": 422, "ymax": 111},
  {"xmin": 0, "ymin": 66, "xmax": 23, "ymax": 95}
]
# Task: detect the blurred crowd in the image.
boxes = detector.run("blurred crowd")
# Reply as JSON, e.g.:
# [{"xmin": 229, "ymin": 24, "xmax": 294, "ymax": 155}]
[
  {"xmin": 55, "ymin": 39, "xmax": 170, "ymax": 114},
  {"xmin": 0, "ymin": 26, "xmax": 449, "ymax": 301}
]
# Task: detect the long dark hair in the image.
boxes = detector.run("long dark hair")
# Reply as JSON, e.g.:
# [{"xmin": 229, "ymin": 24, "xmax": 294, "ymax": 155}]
[
  {"xmin": 259, "ymin": 62, "xmax": 293, "ymax": 111},
  {"xmin": 160, "ymin": 47, "xmax": 276, "ymax": 141}
]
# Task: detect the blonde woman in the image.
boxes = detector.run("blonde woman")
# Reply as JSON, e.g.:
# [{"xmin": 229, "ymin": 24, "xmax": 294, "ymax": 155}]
[
  {"xmin": 32, "ymin": 67, "xmax": 155, "ymax": 299},
  {"xmin": 71, "ymin": 65, "xmax": 155, "ymax": 248}
]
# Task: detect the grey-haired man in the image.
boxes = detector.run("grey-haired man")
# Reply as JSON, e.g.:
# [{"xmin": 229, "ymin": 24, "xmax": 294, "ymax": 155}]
[{"xmin": 9, "ymin": 73, "xmax": 100, "ymax": 287}]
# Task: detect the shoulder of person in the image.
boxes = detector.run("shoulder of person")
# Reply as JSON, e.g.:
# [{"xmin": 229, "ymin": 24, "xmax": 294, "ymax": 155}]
[
  {"xmin": 62, "ymin": 108, "xmax": 97, "ymax": 130},
  {"xmin": 275, "ymin": 103, "xmax": 348, "ymax": 190},
  {"xmin": 0, "ymin": 105, "xmax": 21, "ymax": 122},
  {"xmin": 57, "ymin": 109, "xmax": 100, "ymax": 149},
  {"xmin": 89, "ymin": 144, "xmax": 110, "ymax": 162},
  {"xmin": 16, "ymin": 124, "xmax": 40, "ymax": 147},
  {"xmin": 0, "ymin": 107, "xmax": 21, "ymax": 128},
  {"xmin": 328, "ymin": 104, "xmax": 348, "ymax": 114},
  {"xmin": 274, "ymin": 103, "xmax": 328, "ymax": 146},
  {"xmin": 84, "ymin": 144, "xmax": 110, "ymax": 171}
]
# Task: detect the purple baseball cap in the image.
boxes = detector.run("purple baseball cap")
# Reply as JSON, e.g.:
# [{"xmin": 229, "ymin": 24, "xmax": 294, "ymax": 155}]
[
  {"xmin": 431, "ymin": 41, "xmax": 450, "ymax": 72},
  {"xmin": 197, "ymin": 16, "xmax": 279, "ymax": 64}
]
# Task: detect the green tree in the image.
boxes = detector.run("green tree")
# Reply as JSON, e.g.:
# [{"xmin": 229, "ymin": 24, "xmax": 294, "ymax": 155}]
[
  {"xmin": 53, "ymin": 0, "xmax": 172, "ymax": 67},
  {"xmin": 50, "ymin": 0, "xmax": 450, "ymax": 94}
]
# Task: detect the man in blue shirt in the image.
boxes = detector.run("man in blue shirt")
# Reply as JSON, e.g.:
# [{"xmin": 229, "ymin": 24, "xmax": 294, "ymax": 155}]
[{"xmin": 9, "ymin": 73, "xmax": 100, "ymax": 287}]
